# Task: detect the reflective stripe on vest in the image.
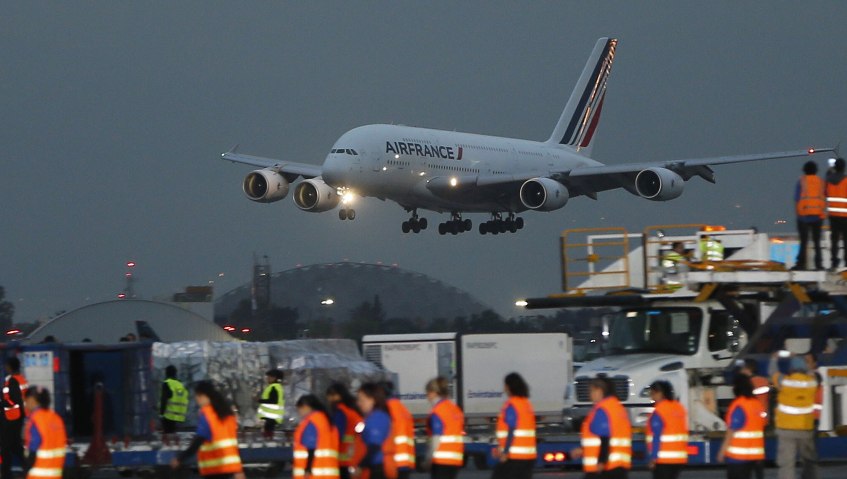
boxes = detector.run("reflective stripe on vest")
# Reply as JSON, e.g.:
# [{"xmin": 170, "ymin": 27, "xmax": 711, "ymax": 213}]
[
  {"xmin": 196, "ymin": 406, "xmax": 242, "ymax": 475},
  {"xmin": 646, "ymin": 399, "xmax": 689, "ymax": 465},
  {"xmin": 258, "ymin": 383, "xmax": 285, "ymax": 423},
  {"xmin": 724, "ymin": 397, "xmax": 765, "ymax": 461},
  {"xmin": 293, "ymin": 411, "xmax": 340, "ymax": 479},
  {"xmin": 496, "ymin": 397, "xmax": 537, "ymax": 460},
  {"xmin": 26, "ymin": 409, "xmax": 67, "ymax": 479},
  {"xmin": 827, "ymin": 177, "xmax": 847, "ymax": 217},
  {"xmin": 387, "ymin": 398, "xmax": 416, "ymax": 469},
  {"xmin": 581, "ymin": 396, "xmax": 632, "ymax": 472},
  {"xmin": 163, "ymin": 379, "xmax": 188, "ymax": 422},
  {"xmin": 4, "ymin": 374, "xmax": 28, "ymax": 421},
  {"xmin": 775, "ymin": 372, "xmax": 817, "ymax": 430},
  {"xmin": 335, "ymin": 404, "xmax": 365, "ymax": 466}
]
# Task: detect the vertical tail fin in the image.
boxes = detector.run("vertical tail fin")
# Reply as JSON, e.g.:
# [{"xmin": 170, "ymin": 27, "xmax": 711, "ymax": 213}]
[{"xmin": 547, "ymin": 37, "xmax": 617, "ymax": 155}]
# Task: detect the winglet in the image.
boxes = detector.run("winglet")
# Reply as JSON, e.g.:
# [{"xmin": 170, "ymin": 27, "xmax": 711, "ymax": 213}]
[{"xmin": 228, "ymin": 144, "xmax": 240, "ymax": 154}]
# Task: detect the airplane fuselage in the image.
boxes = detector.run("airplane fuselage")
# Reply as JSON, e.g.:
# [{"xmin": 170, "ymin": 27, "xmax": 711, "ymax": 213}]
[{"xmin": 321, "ymin": 124, "xmax": 602, "ymax": 213}]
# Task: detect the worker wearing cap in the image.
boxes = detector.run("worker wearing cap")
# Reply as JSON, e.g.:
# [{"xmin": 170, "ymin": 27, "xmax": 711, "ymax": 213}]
[
  {"xmin": 769, "ymin": 353, "xmax": 819, "ymax": 479},
  {"xmin": 699, "ymin": 235, "xmax": 724, "ymax": 262},
  {"xmin": 258, "ymin": 369, "xmax": 285, "ymax": 439},
  {"xmin": 826, "ymin": 158, "xmax": 847, "ymax": 271},
  {"xmin": 794, "ymin": 161, "xmax": 825, "ymax": 271},
  {"xmin": 646, "ymin": 381, "xmax": 688, "ymax": 479},
  {"xmin": 161, "ymin": 365, "xmax": 188, "ymax": 444},
  {"xmin": 578, "ymin": 376, "xmax": 631, "ymax": 479}
]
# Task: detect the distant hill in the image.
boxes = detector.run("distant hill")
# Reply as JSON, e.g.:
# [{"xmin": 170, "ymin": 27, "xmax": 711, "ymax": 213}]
[{"xmin": 215, "ymin": 262, "xmax": 496, "ymax": 324}]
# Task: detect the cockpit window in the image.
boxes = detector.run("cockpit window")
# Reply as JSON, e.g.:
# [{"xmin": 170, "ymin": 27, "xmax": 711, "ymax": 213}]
[{"xmin": 331, "ymin": 148, "xmax": 358, "ymax": 155}]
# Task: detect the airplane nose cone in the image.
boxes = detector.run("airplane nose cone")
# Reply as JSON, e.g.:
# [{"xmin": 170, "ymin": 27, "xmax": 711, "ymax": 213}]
[{"xmin": 321, "ymin": 156, "xmax": 343, "ymax": 187}]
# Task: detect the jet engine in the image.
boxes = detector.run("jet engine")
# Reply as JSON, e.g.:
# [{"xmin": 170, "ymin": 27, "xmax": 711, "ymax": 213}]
[
  {"xmin": 519, "ymin": 177, "xmax": 569, "ymax": 211},
  {"xmin": 293, "ymin": 178, "xmax": 341, "ymax": 212},
  {"xmin": 243, "ymin": 169, "xmax": 289, "ymax": 203},
  {"xmin": 635, "ymin": 167, "xmax": 684, "ymax": 201}
]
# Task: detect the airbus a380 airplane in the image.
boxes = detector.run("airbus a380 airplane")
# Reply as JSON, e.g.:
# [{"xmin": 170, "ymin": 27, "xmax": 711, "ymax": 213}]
[{"xmin": 223, "ymin": 37, "xmax": 832, "ymax": 235}]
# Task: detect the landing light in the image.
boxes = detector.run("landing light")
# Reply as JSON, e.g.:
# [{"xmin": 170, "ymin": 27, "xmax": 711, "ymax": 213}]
[
  {"xmin": 342, "ymin": 192, "xmax": 356, "ymax": 205},
  {"xmin": 321, "ymin": 299, "xmax": 335, "ymax": 305},
  {"xmin": 382, "ymin": 166, "xmax": 387, "ymax": 171},
  {"xmin": 515, "ymin": 300, "xmax": 528, "ymax": 307},
  {"xmin": 394, "ymin": 154, "xmax": 400, "ymax": 159},
  {"xmin": 449, "ymin": 177, "xmax": 458, "ymax": 187}
]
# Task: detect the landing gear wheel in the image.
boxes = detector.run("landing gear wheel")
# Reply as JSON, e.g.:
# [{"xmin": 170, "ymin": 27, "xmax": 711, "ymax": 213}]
[
  {"xmin": 411, "ymin": 221, "xmax": 421, "ymax": 234},
  {"xmin": 479, "ymin": 223, "xmax": 487, "ymax": 235},
  {"xmin": 498, "ymin": 221, "xmax": 508, "ymax": 233},
  {"xmin": 347, "ymin": 209, "xmax": 356, "ymax": 220},
  {"xmin": 516, "ymin": 217, "xmax": 524, "ymax": 229},
  {"xmin": 508, "ymin": 221, "xmax": 517, "ymax": 233},
  {"xmin": 339, "ymin": 209, "xmax": 347, "ymax": 220},
  {"xmin": 450, "ymin": 222, "xmax": 459, "ymax": 235},
  {"xmin": 419, "ymin": 217, "xmax": 428, "ymax": 230},
  {"xmin": 463, "ymin": 219, "xmax": 472, "ymax": 232},
  {"xmin": 401, "ymin": 221, "xmax": 411, "ymax": 233},
  {"xmin": 438, "ymin": 223, "xmax": 447, "ymax": 235}
]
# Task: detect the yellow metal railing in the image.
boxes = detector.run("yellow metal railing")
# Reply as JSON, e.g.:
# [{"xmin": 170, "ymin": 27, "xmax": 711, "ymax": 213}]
[{"xmin": 560, "ymin": 227, "xmax": 631, "ymax": 292}]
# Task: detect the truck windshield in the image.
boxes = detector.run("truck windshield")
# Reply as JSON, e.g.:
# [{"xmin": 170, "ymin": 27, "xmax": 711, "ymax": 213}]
[{"xmin": 606, "ymin": 308, "xmax": 702, "ymax": 356}]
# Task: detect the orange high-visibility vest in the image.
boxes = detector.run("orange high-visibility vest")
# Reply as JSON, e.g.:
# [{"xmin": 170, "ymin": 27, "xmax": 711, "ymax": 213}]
[
  {"xmin": 26, "ymin": 408, "xmax": 67, "ymax": 479},
  {"xmin": 427, "ymin": 399, "xmax": 465, "ymax": 467},
  {"xmin": 797, "ymin": 175, "xmax": 826, "ymax": 218},
  {"xmin": 4, "ymin": 373, "xmax": 28, "ymax": 421},
  {"xmin": 386, "ymin": 398, "xmax": 415, "ymax": 470},
  {"xmin": 496, "ymin": 396, "xmax": 537, "ymax": 460},
  {"xmin": 335, "ymin": 403, "xmax": 366, "ymax": 467},
  {"xmin": 357, "ymin": 411, "xmax": 398, "ymax": 479},
  {"xmin": 196, "ymin": 405, "xmax": 243, "ymax": 476},
  {"xmin": 293, "ymin": 411, "xmax": 340, "ymax": 479},
  {"xmin": 646, "ymin": 399, "xmax": 688, "ymax": 465},
  {"xmin": 581, "ymin": 396, "xmax": 632, "ymax": 472},
  {"xmin": 724, "ymin": 396, "xmax": 766, "ymax": 461},
  {"xmin": 826, "ymin": 177, "xmax": 847, "ymax": 217}
]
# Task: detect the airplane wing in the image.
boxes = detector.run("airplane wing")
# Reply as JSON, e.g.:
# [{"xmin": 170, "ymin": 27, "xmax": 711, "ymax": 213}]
[
  {"xmin": 428, "ymin": 148, "xmax": 834, "ymax": 199},
  {"xmin": 220, "ymin": 147, "xmax": 323, "ymax": 179}
]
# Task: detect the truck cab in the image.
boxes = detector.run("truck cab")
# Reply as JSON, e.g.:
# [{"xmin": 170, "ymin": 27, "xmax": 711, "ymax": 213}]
[{"xmin": 570, "ymin": 298, "xmax": 746, "ymax": 430}]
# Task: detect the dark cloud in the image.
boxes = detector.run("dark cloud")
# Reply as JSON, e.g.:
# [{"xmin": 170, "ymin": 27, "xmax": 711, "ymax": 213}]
[{"xmin": 2, "ymin": 2, "xmax": 846, "ymax": 322}]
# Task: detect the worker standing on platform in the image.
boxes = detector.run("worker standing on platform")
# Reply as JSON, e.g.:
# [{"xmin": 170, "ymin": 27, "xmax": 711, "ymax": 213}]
[
  {"xmin": 381, "ymin": 381, "xmax": 415, "ymax": 479},
  {"xmin": 424, "ymin": 377, "xmax": 464, "ymax": 479},
  {"xmin": 171, "ymin": 381, "xmax": 245, "ymax": 479},
  {"xmin": 24, "ymin": 386, "xmax": 66, "ymax": 479},
  {"xmin": 699, "ymin": 235, "xmax": 725, "ymax": 262},
  {"xmin": 353, "ymin": 382, "xmax": 397, "ymax": 479},
  {"xmin": 326, "ymin": 383, "xmax": 365, "ymax": 479},
  {"xmin": 576, "ymin": 377, "xmax": 632, "ymax": 479},
  {"xmin": 794, "ymin": 161, "xmax": 826, "ymax": 271},
  {"xmin": 769, "ymin": 353, "xmax": 819, "ymax": 479},
  {"xmin": 717, "ymin": 375, "xmax": 766, "ymax": 479},
  {"xmin": 492, "ymin": 373, "xmax": 537, "ymax": 479},
  {"xmin": 826, "ymin": 158, "xmax": 847, "ymax": 271},
  {"xmin": 3, "ymin": 356, "xmax": 29, "ymax": 479},
  {"xmin": 646, "ymin": 381, "xmax": 688, "ymax": 479},
  {"xmin": 257, "ymin": 369, "xmax": 285, "ymax": 439},
  {"xmin": 292, "ymin": 394, "xmax": 340, "ymax": 479},
  {"xmin": 160, "ymin": 365, "xmax": 188, "ymax": 445}
]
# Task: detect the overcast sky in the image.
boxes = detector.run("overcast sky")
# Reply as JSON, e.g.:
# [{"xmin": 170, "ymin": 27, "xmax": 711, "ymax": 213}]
[{"xmin": 3, "ymin": 2, "xmax": 846, "ymax": 324}]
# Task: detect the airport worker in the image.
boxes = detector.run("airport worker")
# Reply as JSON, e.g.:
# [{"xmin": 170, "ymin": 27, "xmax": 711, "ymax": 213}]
[
  {"xmin": 739, "ymin": 360, "xmax": 771, "ymax": 423},
  {"xmin": 171, "ymin": 381, "xmax": 245, "ymax": 479},
  {"xmin": 793, "ymin": 161, "xmax": 825, "ymax": 271},
  {"xmin": 293, "ymin": 394, "xmax": 340, "ymax": 479},
  {"xmin": 380, "ymin": 381, "xmax": 415, "ymax": 479},
  {"xmin": 717, "ymin": 375, "xmax": 766, "ymax": 479},
  {"xmin": 661, "ymin": 242, "xmax": 688, "ymax": 271},
  {"xmin": 492, "ymin": 372, "xmax": 537, "ymax": 479},
  {"xmin": 326, "ymin": 383, "xmax": 366, "ymax": 479},
  {"xmin": 826, "ymin": 158, "xmax": 847, "ymax": 271},
  {"xmin": 23, "ymin": 386, "xmax": 67, "ymax": 479},
  {"xmin": 803, "ymin": 354, "xmax": 824, "ymax": 426},
  {"xmin": 646, "ymin": 381, "xmax": 688, "ymax": 479},
  {"xmin": 352, "ymin": 382, "xmax": 397, "ymax": 479},
  {"xmin": 3, "ymin": 356, "xmax": 29, "ymax": 479},
  {"xmin": 578, "ymin": 376, "xmax": 631, "ymax": 479},
  {"xmin": 160, "ymin": 365, "xmax": 188, "ymax": 444},
  {"xmin": 257, "ymin": 369, "xmax": 285, "ymax": 439},
  {"xmin": 698, "ymin": 235, "xmax": 725, "ymax": 262},
  {"xmin": 769, "ymin": 353, "xmax": 819, "ymax": 479},
  {"xmin": 424, "ymin": 377, "xmax": 464, "ymax": 479}
]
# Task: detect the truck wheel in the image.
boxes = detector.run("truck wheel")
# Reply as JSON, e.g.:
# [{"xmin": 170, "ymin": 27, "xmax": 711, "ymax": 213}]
[{"xmin": 473, "ymin": 454, "xmax": 490, "ymax": 470}]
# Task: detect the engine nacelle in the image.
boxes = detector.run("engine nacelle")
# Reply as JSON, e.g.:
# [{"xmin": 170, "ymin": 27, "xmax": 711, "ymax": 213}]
[
  {"xmin": 243, "ymin": 169, "xmax": 289, "ymax": 203},
  {"xmin": 294, "ymin": 178, "xmax": 341, "ymax": 212},
  {"xmin": 519, "ymin": 177, "xmax": 569, "ymax": 211},
  {"xmin": 635, "ymin": 168, "xmax": 684, "ymax": 201}
]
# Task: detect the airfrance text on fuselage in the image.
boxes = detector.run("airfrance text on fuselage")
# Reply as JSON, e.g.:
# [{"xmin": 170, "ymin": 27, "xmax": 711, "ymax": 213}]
[{"xmin": 386, "ymin": 141, "xmax": 461, "ymax": 160}]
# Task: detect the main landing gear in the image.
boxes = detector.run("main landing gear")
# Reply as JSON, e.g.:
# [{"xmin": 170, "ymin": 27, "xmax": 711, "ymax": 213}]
[
  {"xmin": 401, "ymin": 211, "xmax": 427, "ymax": 234},
  {"xmin": 338, "ymin": 208, "xmax": 356, "ymax": 220},
  {"xmin": 479, "ymin": 213, "xmax": 523, "ymax": 235},
  {"xmin": 438, "ymin": 212, "xmax": 472, "ymax": 235}
]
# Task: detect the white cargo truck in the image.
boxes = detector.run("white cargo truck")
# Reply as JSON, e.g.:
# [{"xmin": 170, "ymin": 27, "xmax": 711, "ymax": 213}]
[{"xmin": 361, "ymin": 332, "xmax": 573, "ymax": 421}]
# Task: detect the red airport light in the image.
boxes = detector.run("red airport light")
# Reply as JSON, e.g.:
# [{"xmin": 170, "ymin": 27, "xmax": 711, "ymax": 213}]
[
  {"xmin": 241, "ymin": 328, "xmax": 251, "ymax": 333},
  {"xmin": 808, "ymin": 148, "xmax": 815, "ymax": 155},
  {"xmin": 126, "ymin": 261, "xmax": 136, "ymax": 268},
  {"xmin": 117, "ymin": 293, "xmax": 127, "ymax": 299},
  {"xmin": 223, "ymin": 326, "xmax": 236, "ymax": 332},
  {"xmin": 5, "ymin": 330, "xmax": 21, "ymax": 336}
]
